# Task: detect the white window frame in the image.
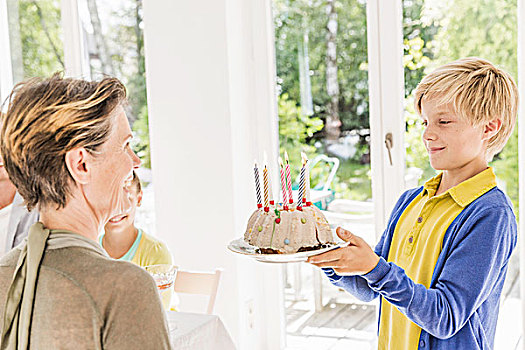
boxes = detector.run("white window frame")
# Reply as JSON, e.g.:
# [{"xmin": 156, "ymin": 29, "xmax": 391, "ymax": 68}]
[
  {"xmin": 367, "ymin": 0, "xmax": 406, "ymax": 238},
  {"xmin": 61, "ymin": 0, "xmax": 90, "ymax": 79},
  {"xmin": 0, "ymin": 0, "xmax": 13, "ymax": 103}
]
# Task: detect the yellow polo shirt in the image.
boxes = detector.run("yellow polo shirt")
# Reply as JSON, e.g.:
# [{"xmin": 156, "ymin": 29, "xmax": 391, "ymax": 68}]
[{"xmin": 378, "ymin": 167, "xmax": 497, "ymax": 349}]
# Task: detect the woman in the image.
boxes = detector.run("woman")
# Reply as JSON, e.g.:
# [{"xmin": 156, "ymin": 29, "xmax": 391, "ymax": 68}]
[{"xmin": 0, "ymin": 74, "xmax": 171, "ymax": 349}]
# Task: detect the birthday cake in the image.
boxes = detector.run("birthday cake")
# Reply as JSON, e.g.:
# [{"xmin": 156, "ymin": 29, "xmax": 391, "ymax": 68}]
[{"xmin": 244, "ymin": 152, "xmax": 334, "ymax": 254}]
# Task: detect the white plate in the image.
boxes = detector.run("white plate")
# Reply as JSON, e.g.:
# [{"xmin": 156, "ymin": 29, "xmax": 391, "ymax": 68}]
[{"xmin": 227, "ymin": 238, "xmax": 343, "ymax": 263}]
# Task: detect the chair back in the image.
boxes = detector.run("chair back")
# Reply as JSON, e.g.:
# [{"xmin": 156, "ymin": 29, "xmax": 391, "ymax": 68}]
[
  {"xmin": 309, "ymin": 155, "xmax": 340, "ymax": 191},
  {"xmin": 173, "ymin": 268, "xmax": 223, "ymax": 314}
]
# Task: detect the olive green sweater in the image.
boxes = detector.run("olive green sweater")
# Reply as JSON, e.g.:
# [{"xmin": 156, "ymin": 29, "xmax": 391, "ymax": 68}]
[{"xmin": 0, "ymin": 238, "xmax": 171, "ymax": 349}]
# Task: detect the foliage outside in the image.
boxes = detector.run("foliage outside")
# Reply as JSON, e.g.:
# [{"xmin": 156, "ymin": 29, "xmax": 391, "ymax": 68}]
[
  {"xmin": 10, "ymin": 0, "xmax": 519, "ymax": 211},
  {"xmin": 11, "ymin": 0, "xmax": 151, "ymax": 169},
  {"xmin": 274, "ymin": 0, "xmax": 518, "ymax": 213}
]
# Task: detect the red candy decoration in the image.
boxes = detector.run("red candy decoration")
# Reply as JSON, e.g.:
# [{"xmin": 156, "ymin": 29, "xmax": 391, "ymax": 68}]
[{"xmin": 275, "ymin": 218, "xmax": 281, "ymax": 224}]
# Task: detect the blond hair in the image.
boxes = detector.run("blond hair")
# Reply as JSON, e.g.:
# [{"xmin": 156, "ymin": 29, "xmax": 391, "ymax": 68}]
[
  {"xmin": 0, "ymin": 73, "xmax": 126, "ymax": 210},
  {"xmin": 414, "ymin": 57, "xmax": 519, "ymax": 161}
]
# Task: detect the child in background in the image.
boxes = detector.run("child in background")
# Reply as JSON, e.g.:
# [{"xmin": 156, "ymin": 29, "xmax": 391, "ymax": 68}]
[
  {"xmin": 101, "ymin": 171, "xmax": 174, "ymax": 308},
  {"xmin": 101, "ymin": 171, "xmax": 171, "ymax": 267},
  {"xmin": 309, "ymin": 57, "xmax": 518, "ymax": 349}
]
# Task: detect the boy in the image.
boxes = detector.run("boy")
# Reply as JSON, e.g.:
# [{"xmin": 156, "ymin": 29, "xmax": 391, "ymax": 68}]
[{"xmin": 308, "ymin": 57, "xmax": 518, "ymax": 349}]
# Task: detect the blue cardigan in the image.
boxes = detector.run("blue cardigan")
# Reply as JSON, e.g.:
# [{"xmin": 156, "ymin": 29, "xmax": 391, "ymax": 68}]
[{"xmin": 323, "ymin": 186, "xmax": 517, "ymax": 349}]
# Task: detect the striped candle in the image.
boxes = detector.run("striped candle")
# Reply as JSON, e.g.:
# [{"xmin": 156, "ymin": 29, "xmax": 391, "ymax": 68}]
[
  {"xmin": 301, "ymin": 152, "xmax": 308, "ymax": 204},
  {"xmin": 254, "ymin": 161, "xmax": 262, "ymax": 207},
  {"xmin": 268, "ymin": 168, "xmax": 274, "ymax": 205},
  {"xmin": 284, "ymin": 151, "xmax": 293, "ymax": 204},
  {"xmin": 263, "ymin": 165, "xmax": 269, "ymax": 208},
  {"xmin": 304, "ymin": 155, "xmax": 311, "ymax": 205},
  {"xmin": 278, "ymin": 157, "xmax": 288, "ymax": 207},
  {"xmin": 264, "ymin": 152, "xmax": 274, "ymax": 205},
  {"xmin": 298, "ymin": 165, "xmax": 305, "ymax": 207}
]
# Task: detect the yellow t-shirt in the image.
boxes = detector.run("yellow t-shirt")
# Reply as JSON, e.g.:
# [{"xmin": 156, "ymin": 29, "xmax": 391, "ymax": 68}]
[
  {"xmin": 99, "ymin": 229, "xmax": 172, "ymax": 268},
  {"xmin": 378, "ymin": 167, "xmax": 497, "ymax": 349},
  {"xmin": 99, "ymin": 229, "xmax": 174, "ymax": 309},
  {"xmin": 131, "ymin": 231, "xmax": 172, "ymax": 267}
]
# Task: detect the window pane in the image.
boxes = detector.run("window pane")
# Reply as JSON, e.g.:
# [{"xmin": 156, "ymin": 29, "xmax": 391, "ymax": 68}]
[
  {"xmin": 78, "ymin": 0, "xmax": 154, "ymax": 233},
  {"xmin": 7, "ymin": 0, "xmax": 64, "ymax": 83},
  {"xmin": 274, "ymin": 0, "xmax": 377, "ymax": 348},
  {"xmin": 275, "ymin": 0, "xmax": 372, "ymax": 224},
  {"xmin": 79, "ymin": 0, "xmax": 148, "ymax": 160}
]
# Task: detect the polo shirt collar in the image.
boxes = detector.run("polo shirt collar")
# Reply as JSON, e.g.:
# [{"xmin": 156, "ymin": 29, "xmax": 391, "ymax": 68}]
[{"xmin": 422, "ymin": 167, "xmax": 497, "ymax": 207}]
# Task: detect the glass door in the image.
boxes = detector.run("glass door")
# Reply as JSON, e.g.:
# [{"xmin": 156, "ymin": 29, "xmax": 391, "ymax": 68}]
[{"xmin": 272, "ymin": 1, "xmax": 379, "ymax": 348}]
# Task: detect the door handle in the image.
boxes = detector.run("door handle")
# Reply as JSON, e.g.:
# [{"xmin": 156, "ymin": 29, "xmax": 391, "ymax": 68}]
[{"xmin": 385, "ymin": 133, "xmax": 393, "ymax": 166}]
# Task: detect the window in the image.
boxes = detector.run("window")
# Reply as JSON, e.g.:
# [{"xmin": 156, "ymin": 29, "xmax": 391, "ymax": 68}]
[
  {"xmin": 6, "ymin": 0, "xmax": 64, "ymax": 83},
  {"xmin": 3, "ymin": 0, "xmax": 154, "ymax": 235},
  {"xmin": 273, "ymin": 1, "xmax": 378, "ymax": 348},
  {"xmin": 78, "ymin": 0, "xmax": 154, "ymax": 234}
]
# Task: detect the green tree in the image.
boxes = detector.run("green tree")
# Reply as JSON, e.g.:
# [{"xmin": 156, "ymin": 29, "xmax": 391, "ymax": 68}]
[
  {"xmin": 278, "ymin": 93, "xmax": 324, "ymax": 157},
  {"xmin": 13, "ymin": 0, "xmax": 64, "ymax": 80},
  {"xmin": 402, "ymin": 0, "xmax": 439, "ymax": 187},
  {"xmin": 88, "ymin": 0, "xmax": 151, "ymax": 168},
  {"xmin": 274, "ymin": 0, "xmax": 368, "ymax": 135},
  {"xmin": 402, "ymin": 0, "xmax": 439, "ymax": 96},
  {"xmin": 274, "ymin": 0, "xmax": 440, "ymax": 200}
]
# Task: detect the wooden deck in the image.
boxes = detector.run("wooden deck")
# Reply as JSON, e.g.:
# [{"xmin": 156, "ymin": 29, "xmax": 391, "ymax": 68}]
[{"xmin": 284, "ymin": 247, "xmax": 522, "ymax": 350}]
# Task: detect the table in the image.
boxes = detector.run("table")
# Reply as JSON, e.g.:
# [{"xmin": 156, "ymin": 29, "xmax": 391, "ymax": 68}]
[{"xmin": 167, "ymin": 311, "xmax": 236, "ymax": 350}]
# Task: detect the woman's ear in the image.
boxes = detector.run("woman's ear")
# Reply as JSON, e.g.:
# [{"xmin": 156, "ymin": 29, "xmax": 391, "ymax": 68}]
[
  {"xmin": 483, "ymin": 118, "xmax": 502, "ymax": 141},
  {"xmin": 65, "ymin": 148, "xmax": 91, "ymax": 185},
  {"xmin": 136, "ymin": 190, "xmax": 143, "ymax": 207}
]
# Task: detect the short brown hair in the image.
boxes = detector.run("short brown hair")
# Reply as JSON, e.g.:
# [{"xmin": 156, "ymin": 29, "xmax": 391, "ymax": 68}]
[
  {"xmin": 0, "ymin": 73, "xmax": 126, "ymax": 210},
  {"xmin": 414, "ymin": 57, "xmax": 519, "ymax": 161}
]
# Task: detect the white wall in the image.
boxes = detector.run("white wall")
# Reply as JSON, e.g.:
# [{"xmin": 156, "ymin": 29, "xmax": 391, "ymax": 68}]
[{"xmin": 142, "ymin": 1, "xmax": 284, "ymax": 348}]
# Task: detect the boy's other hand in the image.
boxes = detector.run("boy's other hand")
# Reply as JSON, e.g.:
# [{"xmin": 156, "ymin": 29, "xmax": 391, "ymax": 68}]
[{"xmin": 307, "ymin": 227, "xmax": 380, "ymax": 276}]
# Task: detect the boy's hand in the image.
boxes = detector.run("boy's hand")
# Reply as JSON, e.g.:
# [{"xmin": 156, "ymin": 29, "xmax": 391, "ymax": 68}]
[{"xmin": 307, "ymin": 227, "xmax": 380, "ymax": 276}]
